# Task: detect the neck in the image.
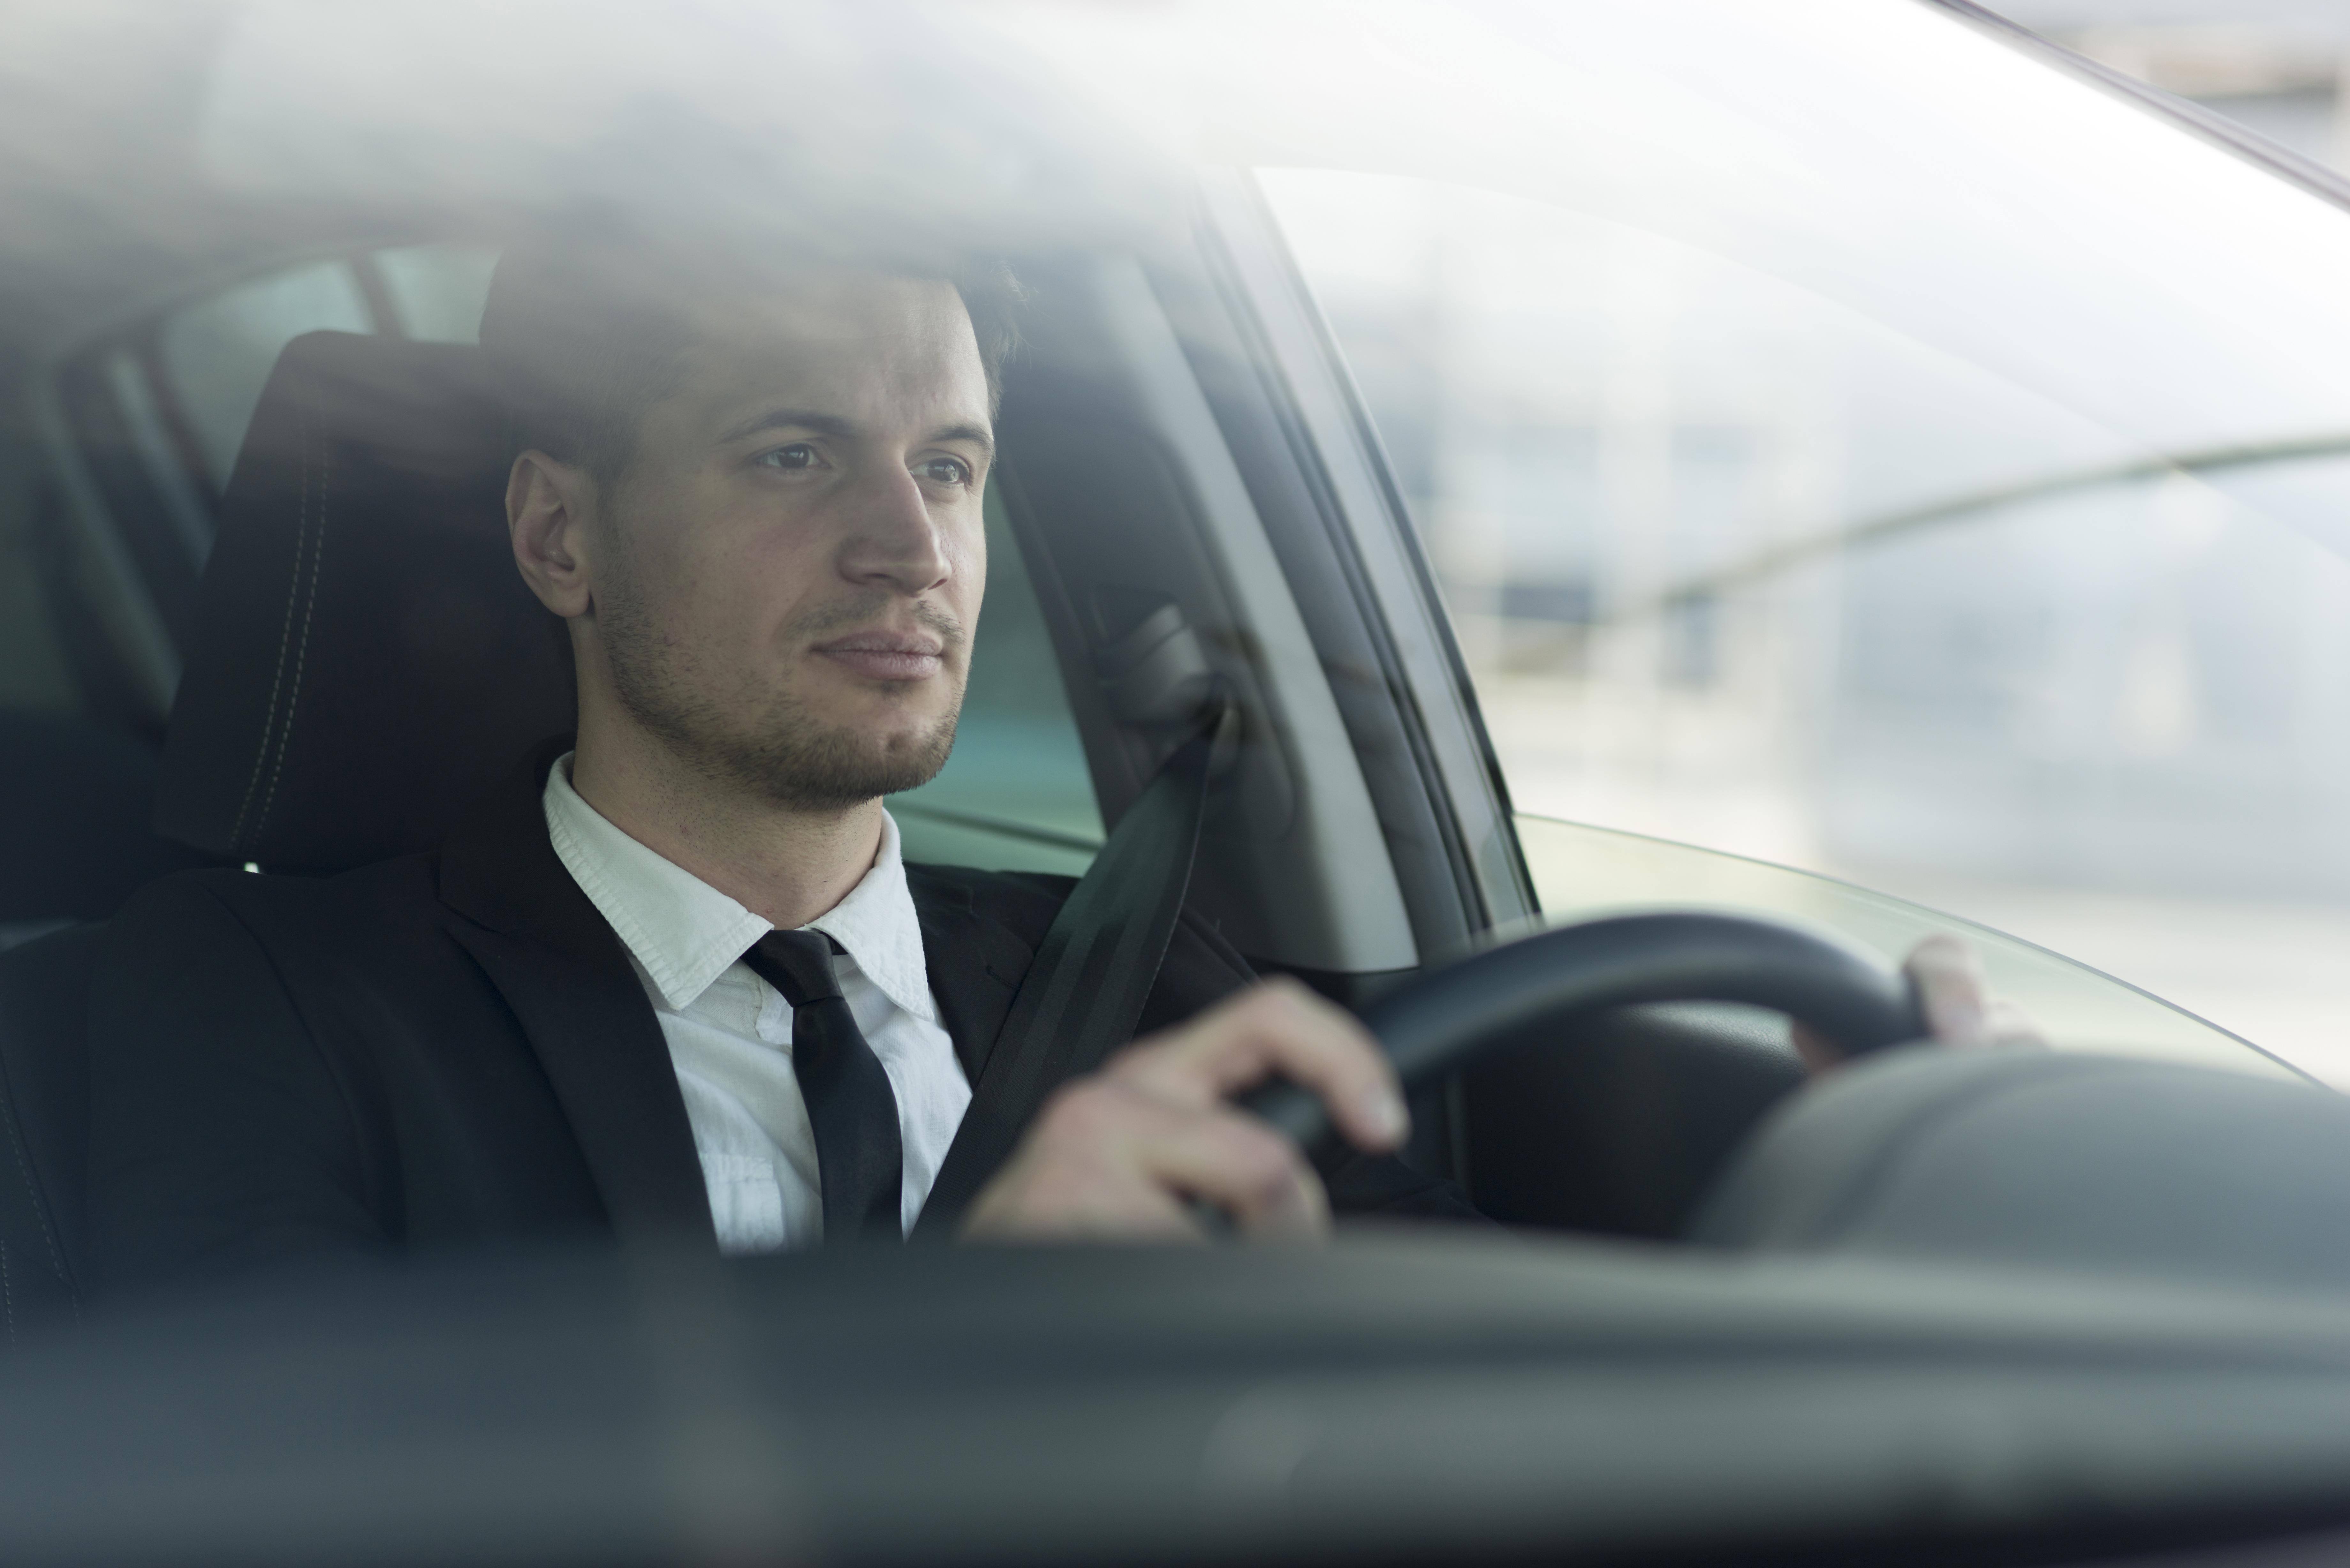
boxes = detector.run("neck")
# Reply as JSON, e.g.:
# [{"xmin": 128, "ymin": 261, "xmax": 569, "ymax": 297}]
[{"xmin": 568, "ymin": 705, "xmax": 884, "ymax": 932}]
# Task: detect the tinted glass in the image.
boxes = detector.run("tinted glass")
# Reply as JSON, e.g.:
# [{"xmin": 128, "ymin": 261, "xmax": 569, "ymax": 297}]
[
  {"xmin": 156, "ymin": 259, "xmax": 374, "ymax": 490},
  {"xmin": 889, "ymin": 487, "xmax": 1101, "ymax": 878},
  {"xmin": 51, "ymin": 242, "xmax": 499, "ymax": 650},
  {"xmin": 371, "ymin": 243, "xmax": 497, "ymax": 344}
]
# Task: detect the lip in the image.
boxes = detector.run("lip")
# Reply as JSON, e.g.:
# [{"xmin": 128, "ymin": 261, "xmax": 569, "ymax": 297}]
[{"xmin": 811, "ymin": 629, "xmax": 947, "ymax": 682}]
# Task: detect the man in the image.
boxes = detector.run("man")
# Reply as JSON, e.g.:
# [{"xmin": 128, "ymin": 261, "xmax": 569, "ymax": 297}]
[{"xmin": 84, "ymin": 240, "xmax": 2013, "ymax": 1290}]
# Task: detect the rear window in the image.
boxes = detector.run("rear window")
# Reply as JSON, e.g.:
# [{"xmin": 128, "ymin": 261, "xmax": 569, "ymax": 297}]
[{"xmin": 48, "ymin": 243, "xmax": 495, "ymax": 642}]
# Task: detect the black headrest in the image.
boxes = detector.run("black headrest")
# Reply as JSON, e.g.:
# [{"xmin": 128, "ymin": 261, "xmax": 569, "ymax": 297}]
[{"xmin": 155, "ymin": 332, "xmax": 574, "ymax": 873}]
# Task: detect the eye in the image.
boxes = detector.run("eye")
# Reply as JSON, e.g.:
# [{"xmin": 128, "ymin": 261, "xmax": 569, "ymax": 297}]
[
  {"xmin": 754, "ymin": 443, "xmax": 821, "ymax": 471},
  {"xmin": 915, "ymin": 455, "xmax": 974, "ymax": 486}
]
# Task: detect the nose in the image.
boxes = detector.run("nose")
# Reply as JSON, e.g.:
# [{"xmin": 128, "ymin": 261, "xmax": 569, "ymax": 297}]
[{"xmin": 836, "ymin": 463, "xmax": 951, "ymax": 597}]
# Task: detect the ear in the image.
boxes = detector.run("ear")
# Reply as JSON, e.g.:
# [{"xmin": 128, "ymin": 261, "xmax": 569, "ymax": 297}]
[{"xmin": 507, "ymin": 450, "xmax": 599, "ymax": 619}]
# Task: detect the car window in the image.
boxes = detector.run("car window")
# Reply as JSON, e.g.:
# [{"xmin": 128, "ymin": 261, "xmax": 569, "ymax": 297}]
[
  {"xmin": 888, "ymin": 486, "xmax": 1102, "ymax": 878},
  {"xmin": 156, "ymin": 260, "xmax": 375, "ymax": 491},
  {"xmin": 370, "ymin": 243, "xmax": 501, "ymax": 345},
  {"xmin": 148, "ymin": 244, "xmax": 498, "ymax": 496},
  {"xmin": 50, "ymin": 243, "xmax": 497, "ymax": 617},
  {"xmin": 1258, "ymin": 164, "xmax": 2350, "ymax": 1082}
]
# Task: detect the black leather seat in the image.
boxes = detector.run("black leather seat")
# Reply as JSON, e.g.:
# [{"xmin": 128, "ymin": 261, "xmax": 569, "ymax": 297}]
[
  {"xmin": 0, "ymin": 709, "xmax": 210, "ymax": 1330},
  {"xmin": 0, "ymin": 925, "xmax": 103, "ymax": 1333},
  {"xmin": 155, "ymin": 331, "xmax": 572, "ymax": 871},
  {"xmin": 0, "ymin": 710, "xmax": 209, "ymax": 944},
  {"xmin": 0, "ymin": 330, "xmax": 572, "ymax": 1330}
]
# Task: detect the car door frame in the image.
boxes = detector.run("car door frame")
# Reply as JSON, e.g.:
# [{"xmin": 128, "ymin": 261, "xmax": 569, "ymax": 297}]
[{"xmin": 1173, "ymin": 169, "xmax": 1539, "ymax": 956}]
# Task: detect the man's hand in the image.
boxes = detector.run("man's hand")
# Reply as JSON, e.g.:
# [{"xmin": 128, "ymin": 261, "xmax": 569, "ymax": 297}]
[
  {"xmin": 1793, "ymin": 933, "xmax": 2045, "ymax": 1075},
  {"xmin": 960, "ymin": 978, "xmax": 1407, "ymax": 1245}
]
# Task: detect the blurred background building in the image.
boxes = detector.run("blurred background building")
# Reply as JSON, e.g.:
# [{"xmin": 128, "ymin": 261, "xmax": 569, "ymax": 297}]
[{"xmin": 1261, "ymin": 0, "xmax": 2350, "ymax": 1080}]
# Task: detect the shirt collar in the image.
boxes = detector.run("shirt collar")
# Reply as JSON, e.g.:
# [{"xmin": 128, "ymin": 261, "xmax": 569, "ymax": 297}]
[
  {"xmin": 541, "ymin": 753, "xmax": 934, "ymax": 1022},
  {"xmin": 805, "ymin": 810, "xmax": 934, "ymax": 1024}
]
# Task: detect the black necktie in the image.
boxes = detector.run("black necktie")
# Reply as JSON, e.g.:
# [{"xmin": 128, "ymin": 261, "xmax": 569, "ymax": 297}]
[{"xmin": 740, "ymin": 930, "xmax": 904, "ymax": 1243}]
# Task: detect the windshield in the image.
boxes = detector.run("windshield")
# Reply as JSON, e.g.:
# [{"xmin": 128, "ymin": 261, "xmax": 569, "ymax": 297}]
[
  {"xmin": 1020, "ymin": 0, "xmax": 2350, "ymax": 1085},
  {"xmin": 15, "ymin": 5, "xmax": 2350, "ymax": 1559}
]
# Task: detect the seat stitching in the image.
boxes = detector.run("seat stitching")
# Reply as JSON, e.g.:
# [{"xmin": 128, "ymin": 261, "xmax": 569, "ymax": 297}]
[
  {"xmin": 252, "ymin": 416, "xmax": 330, "ymax": 845},
  {"xmin": 230, "ymin": 380, "xmax": 318, "ymax": 851},
  {"xmin": 229, "ymin": 387, "xmax": 313, "ymax": 847},
  {"xmin": 1, "ymin": 1238, "xmax": 16, "ymax": 1347}
]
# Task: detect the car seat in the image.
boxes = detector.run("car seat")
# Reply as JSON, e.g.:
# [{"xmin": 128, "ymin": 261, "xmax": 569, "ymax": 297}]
[
  {"xmin": 0, "ymin": 330, "xmax": 571, "ymax": 1322},
  {"xmin": 153, "ymin": 332, "xmax": 573, "ymax": 871},
  {"xmin": 0, "ymin": 924, "xmax": 104, "ymax": 1334},
  {"xmin": 0, "ymin": 710, "xmax": 209, "ymax": 946}
]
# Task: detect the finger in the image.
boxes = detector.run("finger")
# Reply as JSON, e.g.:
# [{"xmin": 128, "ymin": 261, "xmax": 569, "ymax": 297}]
[
  {"xmin": 1789, "ymin": 1020, "xmax": 1844, "ymax": 1075},
  {"xmin": 960, "ymin": 1083, "xmax": 1225, "ymax": 1244},
  {"xmin": 1112, "ymin": 979, "xmax": 1408, "ymax": 1153},
  {"xmin": 961, "ymin": 1080, "xmax": 1330, "ymax": 1244},
  {"xmin": 1905, "ymin": 935, "xmax": 1993, "ymax": 1047},
  {"xmin": 1121, "ymin": 1101, "xmax": 1330, "ymax": 1243}
]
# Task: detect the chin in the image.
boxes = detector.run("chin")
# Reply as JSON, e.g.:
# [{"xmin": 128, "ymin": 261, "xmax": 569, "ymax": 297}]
[{"xmin": 799, "ymin": 705, "xmax": 959, "ymax": 797}]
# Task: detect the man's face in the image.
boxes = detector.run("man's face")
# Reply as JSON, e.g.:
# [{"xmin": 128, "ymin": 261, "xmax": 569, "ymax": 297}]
[{"xmin": 586, "ymin": 272, "xmax": 991, "ymax": 810}]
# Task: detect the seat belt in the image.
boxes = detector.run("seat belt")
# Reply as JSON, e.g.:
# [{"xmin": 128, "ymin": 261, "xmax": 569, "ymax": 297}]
[{"xmin": 913, "ymin": 690, "xmax": 1239, "ymax": 1234}]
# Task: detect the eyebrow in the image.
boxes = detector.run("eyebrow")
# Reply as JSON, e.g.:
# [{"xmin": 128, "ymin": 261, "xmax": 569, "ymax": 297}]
[
  {"xmin": 716, "ymin": 407, "xmax": 859, "ymax": 444},
  {"xmin": 927, "ymin": 421, "xmax": 996, "ymax": 456},
  {"xmin": 717, "ymin": 407, "xmax": 995, "ymax": 456}
]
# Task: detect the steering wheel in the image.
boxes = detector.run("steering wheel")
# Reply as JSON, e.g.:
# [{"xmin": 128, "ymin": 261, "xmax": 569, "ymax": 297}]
[{"xmin": 1242, "ymin": 911, "xmax": 1927, "ymax": 1166}]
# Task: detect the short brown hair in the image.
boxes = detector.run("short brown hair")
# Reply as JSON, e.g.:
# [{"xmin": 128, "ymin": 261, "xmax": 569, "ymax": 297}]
[{"xmin": 478, "ymin": 234, "xmax": 1024, "ymax": 483}]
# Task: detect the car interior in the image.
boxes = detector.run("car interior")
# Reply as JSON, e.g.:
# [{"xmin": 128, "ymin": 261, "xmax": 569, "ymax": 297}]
[
  {"xmin": 19, "ymin": 3, "xmax": 2350, "ymax": 1562},
  {"xmin": 0, "ymin": 198, "xmax": 1839, "ymax": 1338}
]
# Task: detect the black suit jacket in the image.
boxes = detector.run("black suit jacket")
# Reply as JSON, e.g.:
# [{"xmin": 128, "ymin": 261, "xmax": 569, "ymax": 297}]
[{"xmin": 87, "ymin": 755, "xmax": 1470, "ymax": 1293}]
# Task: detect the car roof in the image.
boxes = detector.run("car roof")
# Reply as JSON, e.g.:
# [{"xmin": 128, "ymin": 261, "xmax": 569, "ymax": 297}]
[{"xmin": 0, "ymin": 0, "xmax": 1181, "ymax": 363}]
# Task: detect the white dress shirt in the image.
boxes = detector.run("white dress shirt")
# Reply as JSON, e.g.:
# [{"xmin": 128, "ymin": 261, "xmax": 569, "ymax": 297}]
[{"xmin": 542, "ymin": 754, "xmax": 972, "ymax": 1252}]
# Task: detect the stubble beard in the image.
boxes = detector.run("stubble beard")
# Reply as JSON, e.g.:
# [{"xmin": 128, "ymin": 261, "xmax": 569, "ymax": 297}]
[{"xmin": 598, "ymin": 570, "xmax": 965, "ymax": 814}]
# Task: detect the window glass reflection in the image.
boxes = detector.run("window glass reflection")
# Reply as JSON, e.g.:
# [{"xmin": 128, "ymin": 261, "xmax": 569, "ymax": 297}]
[{"xmin": 1263, "ymin": 167, "xmax": 2350, "ymax": 1081}]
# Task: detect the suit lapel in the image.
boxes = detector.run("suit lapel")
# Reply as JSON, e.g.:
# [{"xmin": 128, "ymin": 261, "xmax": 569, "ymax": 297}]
[
  {"xmin": 437, "ymin": 743, "xmax": 715, "ymax": 1248},
  {"xmin": 909, "ymin": 865, "xmax": 1071, "ymax": 1234},
  {"xmin": 432, "ymin": 767, "xmax": 1055, "ymax": 1247},
  {"xmin": 907, "ymin": 866, "xmax": 1026, "ymax": 1085}
]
